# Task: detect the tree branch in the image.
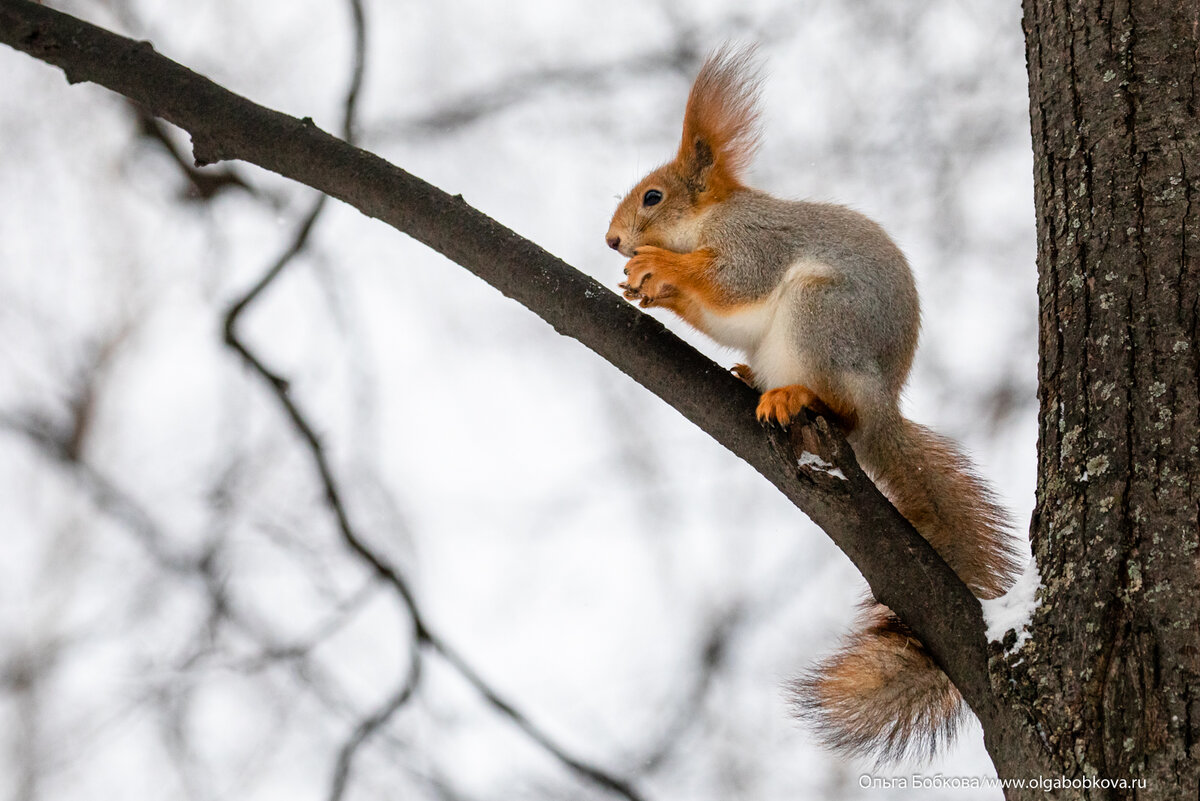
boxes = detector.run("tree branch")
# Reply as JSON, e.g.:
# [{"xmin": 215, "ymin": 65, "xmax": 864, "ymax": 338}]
[{"xmin": 0, "ymin": 0, "xmax": 1004, "ymax": 742}]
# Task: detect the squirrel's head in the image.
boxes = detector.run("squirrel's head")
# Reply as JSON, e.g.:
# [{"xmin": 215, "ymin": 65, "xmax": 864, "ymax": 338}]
[
  {"xmin": 606, "ymin": 163, "xmax": 709, "ymax": 257},
  {"xmin": 606, "ymin": 44, "xmax": 762, "ymax": 258}
]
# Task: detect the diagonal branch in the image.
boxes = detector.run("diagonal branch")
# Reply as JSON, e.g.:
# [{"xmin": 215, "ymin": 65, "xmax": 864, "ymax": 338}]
[{"xmin": 0, "ymin": 0, "xmax": 1025, "ymax": 756}]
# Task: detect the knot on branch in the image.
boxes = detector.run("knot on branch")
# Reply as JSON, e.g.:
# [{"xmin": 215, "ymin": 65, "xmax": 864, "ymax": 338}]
[
  {"xmin": 191, "ymin": 134, "xmax": 224, "ymax": 168},
  {"xmin": 766, "ymin": 411, "xmax": 863, "ymax": 492}
]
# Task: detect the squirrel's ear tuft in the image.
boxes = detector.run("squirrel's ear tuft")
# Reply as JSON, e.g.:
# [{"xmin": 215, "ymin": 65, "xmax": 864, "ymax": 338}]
[{"xmin": 677, "ymin": 43, "xmax": 763, "ymax": 196}]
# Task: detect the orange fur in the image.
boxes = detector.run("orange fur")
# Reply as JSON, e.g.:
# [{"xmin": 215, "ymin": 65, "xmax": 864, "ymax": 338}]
[
  {"xmin": 731, "ymin": 363, "xmax": 756, "ymax": 386},
  {"xmin": 794, "ymin": 604, "xmax": 965, "ymax": 763},
  {"xmin": 619, "ymin": 246, "xmax": 740, "ymax": 330},
  {"xmin": 756, "ymin": 385, "xmax": 821, "ymax": 426},
  {"xmin": 676, "ymin": 45, "xmax": 762, "ymax": 200},
  {"xmin": 794, "ymin": 420, "xmax": 1020, "ymax": 762},
  {"xmin": 864, "ymin": 419, "xmax": 1021, "ymax": 600},
  {"xmin": 756, "ymin": 384, "xmax": 859, "ymax": 432}
]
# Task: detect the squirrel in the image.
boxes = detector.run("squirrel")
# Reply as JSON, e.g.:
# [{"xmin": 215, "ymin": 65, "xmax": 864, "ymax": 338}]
[{"xmin": 605, "ymin": 45, "xmax": 1021, "ymax": 763}]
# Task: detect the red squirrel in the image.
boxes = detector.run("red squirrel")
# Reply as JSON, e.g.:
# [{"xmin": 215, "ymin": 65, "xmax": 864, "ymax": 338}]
[{"xmin": 605, "ymin": 45, "xmax": 1020, "ymax": 762}]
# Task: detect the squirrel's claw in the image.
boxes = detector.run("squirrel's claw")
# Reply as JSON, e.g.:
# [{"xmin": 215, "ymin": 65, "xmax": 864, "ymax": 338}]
[
  {"xmin": 632, "ymin": 282, "xmax": 676, "ymax": 307},
  {"xmin": 621, "ymin": 267, "xmax": 675, "ymax": 306},
  {"xmin": 731, "ymin": 363, "xmax": 757, "ymax": 387},
  {"xmin": 621, "ymin": 249, "xmax": 680, "ymax": 308},
  {"xmin": 756, "ymin": 385, "xmax": 823, "ymax": 427},
  {"xmin": 755, "ymin": 384, "xmax": 855, "ymax": 432}
]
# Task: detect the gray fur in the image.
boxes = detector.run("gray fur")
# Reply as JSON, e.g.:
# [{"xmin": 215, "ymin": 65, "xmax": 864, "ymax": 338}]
[{"xmin": 705, "ymin": 189, "xmax": 920, "ymax": 409}]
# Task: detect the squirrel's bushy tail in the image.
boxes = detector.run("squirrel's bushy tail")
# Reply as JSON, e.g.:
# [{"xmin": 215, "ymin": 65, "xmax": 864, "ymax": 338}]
[
  {"xmin": 794, "ymin": 603, "xmax": 964, "ymax": 762},
  {"xmin": 794, "ymin": 413, "xmax": 1021, "ymax": 762}
]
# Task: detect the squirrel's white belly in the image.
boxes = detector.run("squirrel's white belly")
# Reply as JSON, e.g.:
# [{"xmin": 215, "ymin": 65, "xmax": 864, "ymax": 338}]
[
  {"xmin": 700, "ymin": 259, "xmax": 832, "ymax": 389},
  {"xmin": 750, "ymin": 318, "xmax": 811, "ymax": 389},
  {"xmin": 701, "ymin": 299, "xmax": 776, "ymax": 352}
]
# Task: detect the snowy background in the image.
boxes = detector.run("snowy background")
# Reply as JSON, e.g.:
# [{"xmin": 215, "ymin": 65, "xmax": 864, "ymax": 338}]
[{"xmin": 0, "ymin": 1, "xmax": 1037, "ymax": 799}]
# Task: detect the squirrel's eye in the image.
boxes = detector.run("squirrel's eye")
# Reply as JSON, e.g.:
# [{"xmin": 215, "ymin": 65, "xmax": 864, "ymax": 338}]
[{"xmin": 642, "ymin": 189, "xmax": 663, "ymax": 207}]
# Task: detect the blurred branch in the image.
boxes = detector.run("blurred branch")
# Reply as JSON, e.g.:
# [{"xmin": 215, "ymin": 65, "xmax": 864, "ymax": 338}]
[
  {"xmin": 0, "ymin": 409, "xmax": 201, "ymax": 572},
  {"xmin": 213, "ymin": 1, "xmax": 645, "ymax": 799},
  {"xmin": 0, "ymin": 0, "xmax": 1035, "ymax": 763},
  {"xmin": 220, "ymin": 3, "xmax": 415, "ymax": 799},
  {"xmin": 371, "ymin": 44, "xmax": 701, "ymax": 137},
  {"xmin": 1, "ymin": 403, "xmax": 439, "ymax": 798},
  {"xmin": 327, "ymin": 647, "xmax": 420, "ymax": 801},
  {"xmin": 637, "ymin": 606, "xmax": 742, "ymax": 774},
  {"xmin": 368, "ymin": 4, "xmax": 805, "ymax": 140}
]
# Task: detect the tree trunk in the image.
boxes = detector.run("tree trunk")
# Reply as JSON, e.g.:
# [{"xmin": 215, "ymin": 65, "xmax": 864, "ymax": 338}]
[{"xmin": 1019, "ymin": 0, "xmax": 1199, "ymax": 796}]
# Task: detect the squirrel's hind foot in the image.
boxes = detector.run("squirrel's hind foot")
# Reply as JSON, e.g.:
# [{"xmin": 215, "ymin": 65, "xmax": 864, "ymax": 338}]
[
  {"xmin": 756, "ymin": 384, "xmax": 822, "ymax": 427},
  {"xmin": 757, "ymin": 384, "xmax": 857, "ymax": 432},
  {"xmin": 731, "ymin": 363, "xmax": 757, "ymax": 387}
]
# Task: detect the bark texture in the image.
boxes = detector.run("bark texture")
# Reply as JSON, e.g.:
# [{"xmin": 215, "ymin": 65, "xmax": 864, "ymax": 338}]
[{"xmin": 1021, "ymin": 0, "xmax": 1200, "ymax": 796}]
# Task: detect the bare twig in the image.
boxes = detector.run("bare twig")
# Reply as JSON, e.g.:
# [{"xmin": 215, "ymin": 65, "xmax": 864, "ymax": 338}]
[
  {"xmin": 2, "ymin": 404, "xmax": 446, "ymax": 796},
  {"xmin": 0, "ymin": 410, "xmax": 200, "ymax": 573}
]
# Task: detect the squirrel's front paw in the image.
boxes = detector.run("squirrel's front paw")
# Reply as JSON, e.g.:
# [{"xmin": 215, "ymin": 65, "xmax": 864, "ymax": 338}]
[{"xmin": 619, "ymin": 249, "xmax": 678, "ymax": 308}]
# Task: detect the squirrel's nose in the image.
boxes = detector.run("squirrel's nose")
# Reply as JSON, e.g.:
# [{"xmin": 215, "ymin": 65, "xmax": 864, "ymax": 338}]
[{"xmin": 606, "ymin": 235, "xmax": 621, "ymax": 251}]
